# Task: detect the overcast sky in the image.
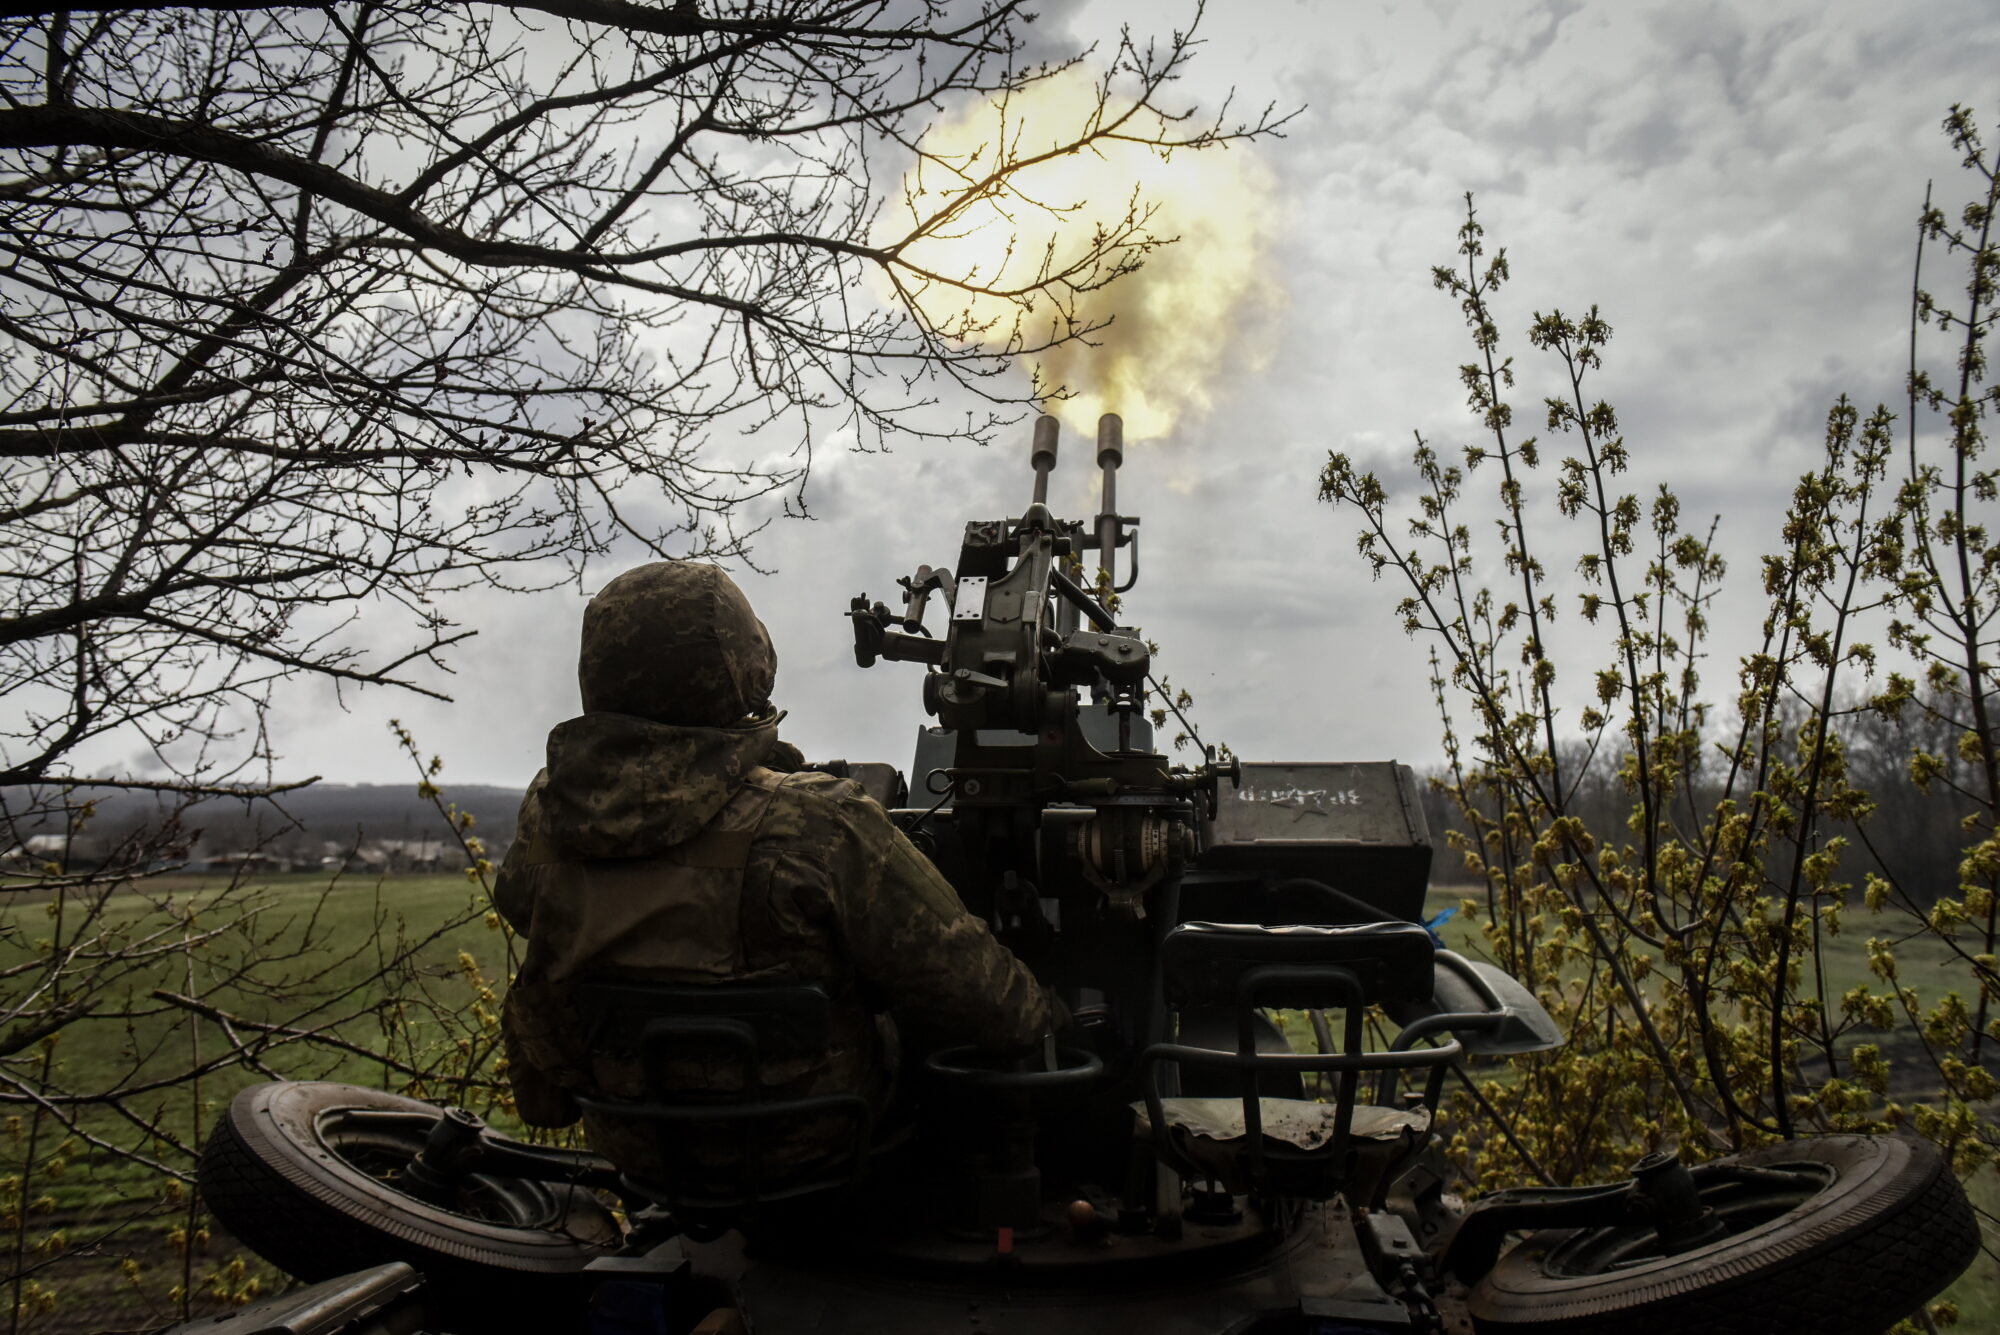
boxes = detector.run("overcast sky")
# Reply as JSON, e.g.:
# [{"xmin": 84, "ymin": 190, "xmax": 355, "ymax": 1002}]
[{"xmin": 266, "ymin": 0, "xmax": 1999, "ymax": 791}]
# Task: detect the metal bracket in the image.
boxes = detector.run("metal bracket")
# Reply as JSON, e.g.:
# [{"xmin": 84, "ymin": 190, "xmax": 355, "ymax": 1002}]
[{"xmin": 952, "ymin": 574, "xmax": 988, "ymax": 621}]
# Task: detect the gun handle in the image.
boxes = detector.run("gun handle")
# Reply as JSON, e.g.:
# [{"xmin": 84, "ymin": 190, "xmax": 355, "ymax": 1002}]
[{"xmin": 848, "ymin": 595, "xmax": 884, "ymax": 667}]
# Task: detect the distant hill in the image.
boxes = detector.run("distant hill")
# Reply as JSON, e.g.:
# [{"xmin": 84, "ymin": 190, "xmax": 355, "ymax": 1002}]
[
  {"xmin": 193, "ymin": 782, "xmax": 527, "ymax": 851},
  {"xmin": 11, "ymin": 782, "xmax": 525, "ymax": 867}
]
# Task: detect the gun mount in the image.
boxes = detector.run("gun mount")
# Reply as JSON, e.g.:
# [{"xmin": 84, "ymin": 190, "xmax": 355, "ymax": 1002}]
[{"xmin": 848, "ymin": 413, "xmax": 1236, "ymax": 923}]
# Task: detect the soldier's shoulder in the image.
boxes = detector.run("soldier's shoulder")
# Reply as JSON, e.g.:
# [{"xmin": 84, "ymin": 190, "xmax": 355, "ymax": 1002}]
[
  {"xmin": 512, "ymin": 768, "xmax": 553, "ymax": 833},
  {"xmin": 754, "ymin": 768, "xmax": 894, "ymax": 839},
  {"xmin": 768, "ymin": 767, "xmax": 874, "ymax": 807}
]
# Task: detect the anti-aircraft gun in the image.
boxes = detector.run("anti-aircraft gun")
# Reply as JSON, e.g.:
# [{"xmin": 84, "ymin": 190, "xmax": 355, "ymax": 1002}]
[
  {"xmin": 181, "ymin": 414, "xmax": 1983, "ymax": 1335},
  {"xmin": 845, "ymin": 412, "xmax": 1437, "ymax": 1050},
  {"xmin": 847, "ymin": 412, "xmax": 1214, "ymax": 928},
  {"xmin": 857, "ymin": 413, "xmax": 1236, "ymax": 932}
]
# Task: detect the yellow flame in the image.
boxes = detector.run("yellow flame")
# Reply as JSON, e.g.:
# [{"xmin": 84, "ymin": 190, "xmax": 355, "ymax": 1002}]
[{"xmin": 885, "ymin": 68, "xmax": 1279, "ymax": 443}]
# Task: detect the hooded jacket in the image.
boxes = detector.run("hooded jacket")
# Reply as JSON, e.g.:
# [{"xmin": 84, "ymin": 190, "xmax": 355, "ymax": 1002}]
[{"xmin": 496, "ymin": 562, "xmax": 1054, "ymax": 1182}]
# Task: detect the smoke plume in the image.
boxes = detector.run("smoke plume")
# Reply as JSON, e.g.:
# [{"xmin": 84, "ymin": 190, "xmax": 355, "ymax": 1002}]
[{"xmin": 887, "ymin": 68, "xmax": 1280, "ymax": 444}]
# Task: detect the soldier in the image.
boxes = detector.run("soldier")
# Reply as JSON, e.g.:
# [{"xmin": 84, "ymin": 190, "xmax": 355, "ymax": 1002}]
[{"xmin": 495, "ymin": 561, "xmax": 1059, "ymax": 1192}]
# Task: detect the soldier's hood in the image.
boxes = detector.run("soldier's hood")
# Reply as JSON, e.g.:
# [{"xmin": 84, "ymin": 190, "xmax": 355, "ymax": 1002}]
[
  {"xmin": 541, "ymin": 711, "xmax": 779, "ymax": 858},
  {"xmin": 578, "ymin": 562, "xmax": 776, "ymax": 728}
]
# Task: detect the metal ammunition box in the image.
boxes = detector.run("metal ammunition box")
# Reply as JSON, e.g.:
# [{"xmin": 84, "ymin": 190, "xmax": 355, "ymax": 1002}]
[{"xmin": 1194, "ymin": 762, "xmax": 1433, "ymax": 923}]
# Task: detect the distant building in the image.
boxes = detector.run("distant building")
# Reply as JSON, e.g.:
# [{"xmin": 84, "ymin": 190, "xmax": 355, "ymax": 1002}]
[
  {"xmin": 11, "ymin": 832, "xmax": 107, "ymax": 870},
  {"xmin": 372, "ymin": 838, "xmax": 451, "ymax": 873},
  {"xmin": 201, "ymin": 851, "xmax": 276, "ymax": 876},
  {"xmin": 314, "ymin": 840, "xmax": 452, "ymax": 875},
  {"xmin": 320, "ymin": 843, "xmax": 388, "ymax": 875}
]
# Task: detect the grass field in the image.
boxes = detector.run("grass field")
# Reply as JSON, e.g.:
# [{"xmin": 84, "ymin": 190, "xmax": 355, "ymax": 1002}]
[
  {"xmin": 0, "ymin": 872, "xmax": 509, "ymax": 1200},
  {"xmin": 0, "ymin": 871, "xmax": 514, "ymax": 1331},
  {"xmin": 0, "ymin": 873, "xmax": 1992, "ymax": 1330}
]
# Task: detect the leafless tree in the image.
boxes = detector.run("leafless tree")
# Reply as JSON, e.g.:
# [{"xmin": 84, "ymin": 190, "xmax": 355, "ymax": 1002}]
[{"xmin": 0, "ymin": 1, "xmax": 1282, "ymax": 811}]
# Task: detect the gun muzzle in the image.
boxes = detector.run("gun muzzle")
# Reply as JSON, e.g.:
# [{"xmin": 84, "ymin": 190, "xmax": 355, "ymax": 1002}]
[
  {"xmin": 1031, "ymin": 416, "xmax": 1059, "ymax": 505},
  {"xmin": 1095, "ymin": 413, "xmax": 1123, "ymax": 586}
]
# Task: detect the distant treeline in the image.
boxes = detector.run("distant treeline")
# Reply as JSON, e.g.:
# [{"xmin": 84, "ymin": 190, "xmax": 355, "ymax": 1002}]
[{"xmin": 11, "ymin": 783, "xmax": 525, "ymax": 871}]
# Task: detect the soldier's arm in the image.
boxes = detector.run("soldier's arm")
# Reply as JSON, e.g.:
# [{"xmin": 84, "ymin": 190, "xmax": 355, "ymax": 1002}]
[
  {"xmin": 492, "ymin": 772, "xmax": 579, "ymax": 1127},
  {"xmin": 832, "ymin": 805, "xmax": 1055, "ymax": 1052},
  {"xmin": 493, "ymin": 771, "xmax": 550, "ymax": 935},
  {"xmin": 502, "ymin": 1007, "xmax": 581, "ymax": 1128}
]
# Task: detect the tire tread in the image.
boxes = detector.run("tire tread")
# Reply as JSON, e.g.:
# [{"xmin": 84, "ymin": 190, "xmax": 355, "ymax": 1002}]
[
  {"xmin": 1470, "ymin": 1136, "xmax": 1979, "ymax": 1335},
  {"xmin": 197, "ymin": 1082, "xmax": 619, "ymax": 1316}
]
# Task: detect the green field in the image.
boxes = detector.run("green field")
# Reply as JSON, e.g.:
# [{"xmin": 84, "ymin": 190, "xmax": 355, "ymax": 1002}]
[
  {"xmin": 1, "ymin": 872, "xmax": 510, "ymax": 1195},
  {"xmin": 0, "ymin": 872, "xmax": 519, "ymax": 1329}
]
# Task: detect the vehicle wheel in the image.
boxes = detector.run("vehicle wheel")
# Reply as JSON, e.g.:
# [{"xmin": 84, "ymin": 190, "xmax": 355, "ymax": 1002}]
[
  {"xmin": 199, "ymin": 1081, "xmax": 622, "ymax": 1315},
  {"xmin": 1468, "ymin": 1135, "xmax": 1977, "ymax": 1335}
]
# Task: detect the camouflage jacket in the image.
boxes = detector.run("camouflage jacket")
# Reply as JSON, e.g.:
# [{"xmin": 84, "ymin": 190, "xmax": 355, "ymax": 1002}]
[{"xmin": 496, "ymin": 710, "xmax": 1054, "ymax": 1180}]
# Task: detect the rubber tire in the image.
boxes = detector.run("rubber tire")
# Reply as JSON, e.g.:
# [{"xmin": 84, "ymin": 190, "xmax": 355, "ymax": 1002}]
[
  {"xmin": 199, "ymin": 1081, "xmax": 622, "ymax": 1317},
  {"xmin": 1468, "ymin": 1134, "xmax": 1978, "ymax": 1335}
]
